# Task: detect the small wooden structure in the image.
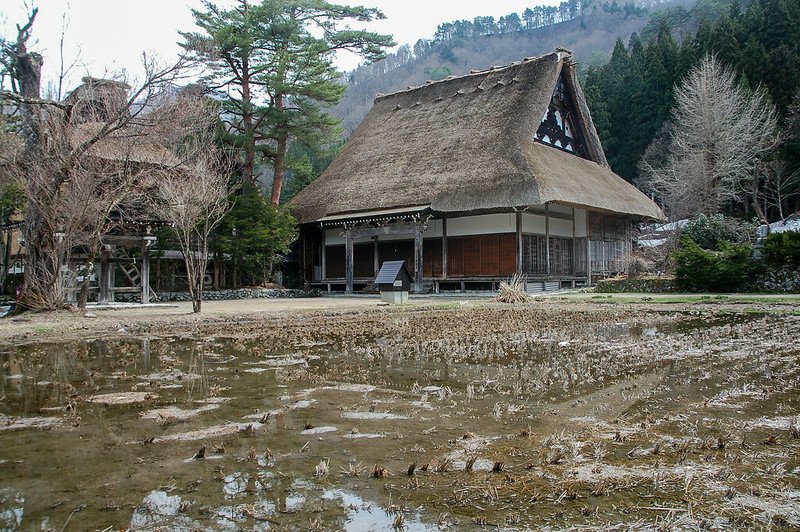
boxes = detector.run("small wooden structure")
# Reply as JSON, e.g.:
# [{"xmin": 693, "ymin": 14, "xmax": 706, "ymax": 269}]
[
  {"xmin": 374, "ymin": 260, "xmax": 412, "ymax": 304},
  {"xmin": 96, "ymin": 229, "xmax": 158, "ymax": 304}
]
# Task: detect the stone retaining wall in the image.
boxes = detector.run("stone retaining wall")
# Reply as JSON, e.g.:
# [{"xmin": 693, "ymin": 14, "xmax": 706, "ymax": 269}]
[
  {"xmin": 757, "ymin": 268, "xmax": 800, "ymax": 293},
  {"xmin": 115, "ymin": 288, "xmax": 321, "ymax": 303},
  {"xmin": 594, "ymin": 277, "xmax": 677, "ymax": 293}
]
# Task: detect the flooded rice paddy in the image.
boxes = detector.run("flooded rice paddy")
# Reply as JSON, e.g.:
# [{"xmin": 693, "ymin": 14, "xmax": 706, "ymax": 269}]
[{"xmin": 0, "ymin": 305, "xmax": 798, "ymax": 530}]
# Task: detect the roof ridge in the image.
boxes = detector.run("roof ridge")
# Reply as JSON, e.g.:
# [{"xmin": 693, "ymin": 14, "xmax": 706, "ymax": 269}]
[{"xmin": 374, "ymin": 51, "xmax": 563, "ymax": 103}]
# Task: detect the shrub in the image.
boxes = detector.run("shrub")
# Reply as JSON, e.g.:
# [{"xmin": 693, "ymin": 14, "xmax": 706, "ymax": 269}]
[
  {"xmin": 680, "ymin": 214, "xmax": 757, "ymax": 251},
  {"xmin": 673, "ymin": 236, "xmax": 758, "ymax": 292},
  {"xmin": 760, "ymin": 231, "xmax": 800, "ymax": 269}
]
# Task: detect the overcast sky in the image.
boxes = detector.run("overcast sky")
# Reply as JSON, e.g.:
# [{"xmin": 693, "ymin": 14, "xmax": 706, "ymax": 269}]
[{"xmin": 2, "ymin": 0, "xmax": 554, "ymax": 92}]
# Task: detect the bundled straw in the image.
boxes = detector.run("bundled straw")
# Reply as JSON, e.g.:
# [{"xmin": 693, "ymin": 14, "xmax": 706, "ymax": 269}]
[{"xmin": 495, "ymin": 273, "xmax": 531, "ymax": 304}]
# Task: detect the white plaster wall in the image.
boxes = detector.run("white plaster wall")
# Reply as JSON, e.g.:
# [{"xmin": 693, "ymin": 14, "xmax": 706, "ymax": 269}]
[
  {"xmin": 325, "ymin": 210, "xmax": 586, "ymax": 244},
  {"xmin": 574, "ymin": 208, "xmax": 587, "ymax": 238},
  {"xmin": 325, "ymin": 219, "xmax": 443, "ymax": 245},
  {"xmin": 521, "ymin": 208, "xmax": 586, "ymax": 237},
  {"xmin": 447, "ymin": 214, "xmax": 516, "ymax": 237},
  {"xmin": 548, "ymin": 203, "xmax": 573, "ymax": 215},
  {"xmin": 521, "ymin": 212, "xmax": 545, "ymax": 234},
  {"xmin": 425, "ymin": 219, "xmax": 443, "ymax": 238},
  {"xmin": 549, "ymin": 218, "xmax": 574, "ymax": 237},
  {"xmin": 324, "ymin": 229, "xmax": 343, "ymax": 245}
]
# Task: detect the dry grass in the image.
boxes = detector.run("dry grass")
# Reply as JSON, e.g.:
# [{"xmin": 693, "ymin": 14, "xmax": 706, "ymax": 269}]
[{"xmin": 495, "ymin": 274, "xmax": 532, "ymax": 304}]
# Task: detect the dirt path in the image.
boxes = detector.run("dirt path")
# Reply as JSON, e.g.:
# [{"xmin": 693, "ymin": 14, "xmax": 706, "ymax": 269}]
[
  {"xmin": 0, "ymin": 297, "xmax": 408, "ymax": 343},
  {"xmin": 1, "ymin": 292, "xmax": 798, "ymax": 344}
]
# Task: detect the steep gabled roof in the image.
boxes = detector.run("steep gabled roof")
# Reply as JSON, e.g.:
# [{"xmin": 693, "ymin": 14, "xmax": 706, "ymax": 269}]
[{"xmin": 289, "ymin": 51, "xmax": 665, "ymax": 223}]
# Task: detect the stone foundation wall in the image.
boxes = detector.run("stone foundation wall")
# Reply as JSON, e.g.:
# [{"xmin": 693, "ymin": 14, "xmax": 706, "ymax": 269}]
[
  {"xmin": 115, "ymin": 288, "xmax": 321, "ymax": 303},
  {"xmin": 757, "ymin": 268, "xmax": 800, "ymax": 293},
  {"xmin": 594, "ymin": 277, "xmax": 677, "ymax": 293}
]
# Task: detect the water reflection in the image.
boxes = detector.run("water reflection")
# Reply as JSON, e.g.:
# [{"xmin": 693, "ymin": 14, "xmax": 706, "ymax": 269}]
[{"xmin": 0, "ymin": 310, "xmax": 778, "ymax": 530}]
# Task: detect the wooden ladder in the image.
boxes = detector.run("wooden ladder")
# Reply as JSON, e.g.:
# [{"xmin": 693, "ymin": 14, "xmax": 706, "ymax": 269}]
[{"xmin": 113, "ymin": 248, "xmax": 157, "ymax": 301}]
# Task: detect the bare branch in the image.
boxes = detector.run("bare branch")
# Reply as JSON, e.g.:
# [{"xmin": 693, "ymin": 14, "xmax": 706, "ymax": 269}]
[
  {"xmin": 146, "ymin": 94, "xmax": 234, "ymax": 312},
  {"xmin": 0, "ymin": 90, "xmax": 72, "ymax": 109}
]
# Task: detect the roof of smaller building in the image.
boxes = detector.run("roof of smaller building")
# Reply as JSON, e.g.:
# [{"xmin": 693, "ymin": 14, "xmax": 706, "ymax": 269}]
[
  {"xmin": 71, "ymin": 122, "xmax": 182, "ymax": 167},
  {"xmin": 374, "ymin": 260, "xmax": 412, "ymax": 284},
  {"xmin": 765, "ymin": 214, "xmax": 800, "ymax": 234}
]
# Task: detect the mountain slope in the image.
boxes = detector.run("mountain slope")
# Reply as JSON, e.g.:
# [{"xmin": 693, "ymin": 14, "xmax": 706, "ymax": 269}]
[{"xmin": 332, "ymin": 0, "xmax": 695, "ymax": 134}]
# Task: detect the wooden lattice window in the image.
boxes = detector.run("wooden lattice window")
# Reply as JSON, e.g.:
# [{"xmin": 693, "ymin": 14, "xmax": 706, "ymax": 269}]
[{"xmin": 534, "ymin": 77, "xmax": 588, "ymax": 158}]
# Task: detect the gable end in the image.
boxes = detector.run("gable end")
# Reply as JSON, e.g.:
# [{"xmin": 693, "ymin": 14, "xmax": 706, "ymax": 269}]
[{"xmin": 534, "ymin": 74, "xmax": 590, "ymax": 160}]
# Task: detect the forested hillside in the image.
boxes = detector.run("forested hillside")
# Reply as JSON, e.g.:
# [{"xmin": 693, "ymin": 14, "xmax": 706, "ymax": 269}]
[
  {"xmin": 584, "ymin": 0, "xmax": 800, "ymax": 219},
  {"xmin": 332, "ymin": 0, "xmax": 695, "ymax": 133}
]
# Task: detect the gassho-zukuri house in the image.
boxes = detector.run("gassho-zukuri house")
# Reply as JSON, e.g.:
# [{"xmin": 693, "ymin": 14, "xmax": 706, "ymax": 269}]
[{"xmin": 288, "ymin": 50, "xmax": 665, "ymax": 293}]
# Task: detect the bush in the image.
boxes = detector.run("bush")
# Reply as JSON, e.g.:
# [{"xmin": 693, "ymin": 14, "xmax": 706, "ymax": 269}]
[
  {"xmin": 673, "ymin": 236, "xmax": 758, "ymax": 292},
  {"xmin": 760, "ymin": 231, "xmax": 800, "ymax": 268},
  {"xmin": 680, "ymin": 214, "xmax": 757, "ymax": 251}
]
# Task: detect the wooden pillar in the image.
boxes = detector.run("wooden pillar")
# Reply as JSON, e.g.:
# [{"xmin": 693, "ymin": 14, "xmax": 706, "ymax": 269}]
[
  {"xmin": 99, "ymin": 246, "xmax": 110, "ymax": 304},
  {"xmin": 141, "ymin": 240, "xmax": 151, "ymax": 304},
  {"xmin": 414, "ymin": 226, "xmax": 423, "ymax": 293},
  {"xmin": 515, "ymin": 210, "xmax": 523, "ymax": 276},
  {"xmin": 345, "ymin": 229, "xmax": 354, "ymax": 293},
  {"xmin": 1, "ymin": 227, "xmax": 11, "ymax": 293},
  {"xmin": 545, "ymin": 204, "xmax": 551, "ymax": 278},
  {"xmin": 587, "ymin": 211, "xmax": 592, "ymax": 284},
  {"xmin": 320, "ymin": 230, "xmax": 327, "ymax": 281},
  {"xmin": 302, "ymin": 230, "xmax": 307, "ymax": 284},
  {"xmin": 602, "ymin": 241, "xmax": 607, "ymax": 275},
  {"xmin": 601, "ymin": 216, "xmax": 606, "ymax": 275},
  {"xmin": 108, "ymin": 253, "xmax": 115, "ymax": 303},
  {"xmin": 442, "ymin": 218, "xmax": 448, "ymax": 279},
  {"xmin": 571, "ymin": 207, "xmax": 576, "ymax": 277},
  {"xmin": 373, "ymin": 236, "xmax": 379, "ymax": 277}
]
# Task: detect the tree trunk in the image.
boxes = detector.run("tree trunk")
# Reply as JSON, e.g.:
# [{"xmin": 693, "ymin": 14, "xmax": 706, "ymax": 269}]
[
  {"xmin": 752, "ymin": 174, "xmax": 769, "ymax": 226},
  {"xmin": 271, "ymin": 135, "xmax": 287, "ymax": 205},
  {"xmin": 240, "ymin": 67, "xmax": 256, "ymax": 188},
  {"xmin": 21, "ymin": 207, "xmax": 65, "ymax": 309},
  {"xmin": 77, "ymin": 248, "xmax": 96, "ymax": 309},
  {"xmin": 270, "ymin": 94, "xmax": 287, "ymax": 206},
  {"xmin": 192, "ymin": 273, "xmax": 202, "ymax": 313},
  {"xmin": 16, "ymin": 52, "xmax": 44, "ymax": 152}
]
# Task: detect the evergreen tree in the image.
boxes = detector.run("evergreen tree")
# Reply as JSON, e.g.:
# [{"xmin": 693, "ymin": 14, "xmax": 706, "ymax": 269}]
[
  {"xmin": 212, "ymin": 184, "xmax": 297, "ymax": 286},
  {"xmin": 181, "ymin": 0, "xmax": 393, "ymax": 204}
]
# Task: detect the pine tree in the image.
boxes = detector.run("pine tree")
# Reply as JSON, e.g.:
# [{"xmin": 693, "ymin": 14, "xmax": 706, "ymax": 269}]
[{"xmin": 181, "ymin": 0, "xmax": 393, "ymax": 204}]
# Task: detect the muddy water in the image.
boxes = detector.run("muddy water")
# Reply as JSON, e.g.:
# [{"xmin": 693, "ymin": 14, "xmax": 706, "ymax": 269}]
[{"xmin": 0, "ymin": 309, "xmax": 798, "ymax": 530}]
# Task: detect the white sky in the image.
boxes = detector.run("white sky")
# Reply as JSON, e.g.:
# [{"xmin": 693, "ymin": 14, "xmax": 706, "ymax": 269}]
[{"xmin": 1, "ymin": 0, "xmax": 556, "ymax": 92}]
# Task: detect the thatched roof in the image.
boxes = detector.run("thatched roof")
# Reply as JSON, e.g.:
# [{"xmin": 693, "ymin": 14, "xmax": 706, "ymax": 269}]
[
  {"xmin": 289, "ymin": 51, "xmax": 665, "ymax": 223},
  {"xmin": 71, "ymin": 122, "xmax": 182, "ymax": 167},
  {"xmin": 65, "ymin": 77, "xmax": 131, "ymax": 122}
]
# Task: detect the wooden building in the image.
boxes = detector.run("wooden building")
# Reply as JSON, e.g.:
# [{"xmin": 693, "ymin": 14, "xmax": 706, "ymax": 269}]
[
  {"xmin": 289, "ymin": 50, "xmax": 665, "ymax": 293},
  {"xmin": 4, "ymin": 78, "xmax": 177, "ymax": 303}
]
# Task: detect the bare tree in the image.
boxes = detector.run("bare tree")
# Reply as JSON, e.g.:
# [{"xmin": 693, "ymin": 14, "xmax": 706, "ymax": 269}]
[
  {"xmin": 639, "ymin": 55, "xmax": 779, "ymax": 219},
  {"xmin": 147, "ymin": 94, "xmax": 233, "ymax": 313},
  {"xmin": 752, "ymin": 160, "xmax": 800, "ymax": 223},
  {"xmin": 1, "ymin": 7, "xmax": 193, "ymax": 309}
]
